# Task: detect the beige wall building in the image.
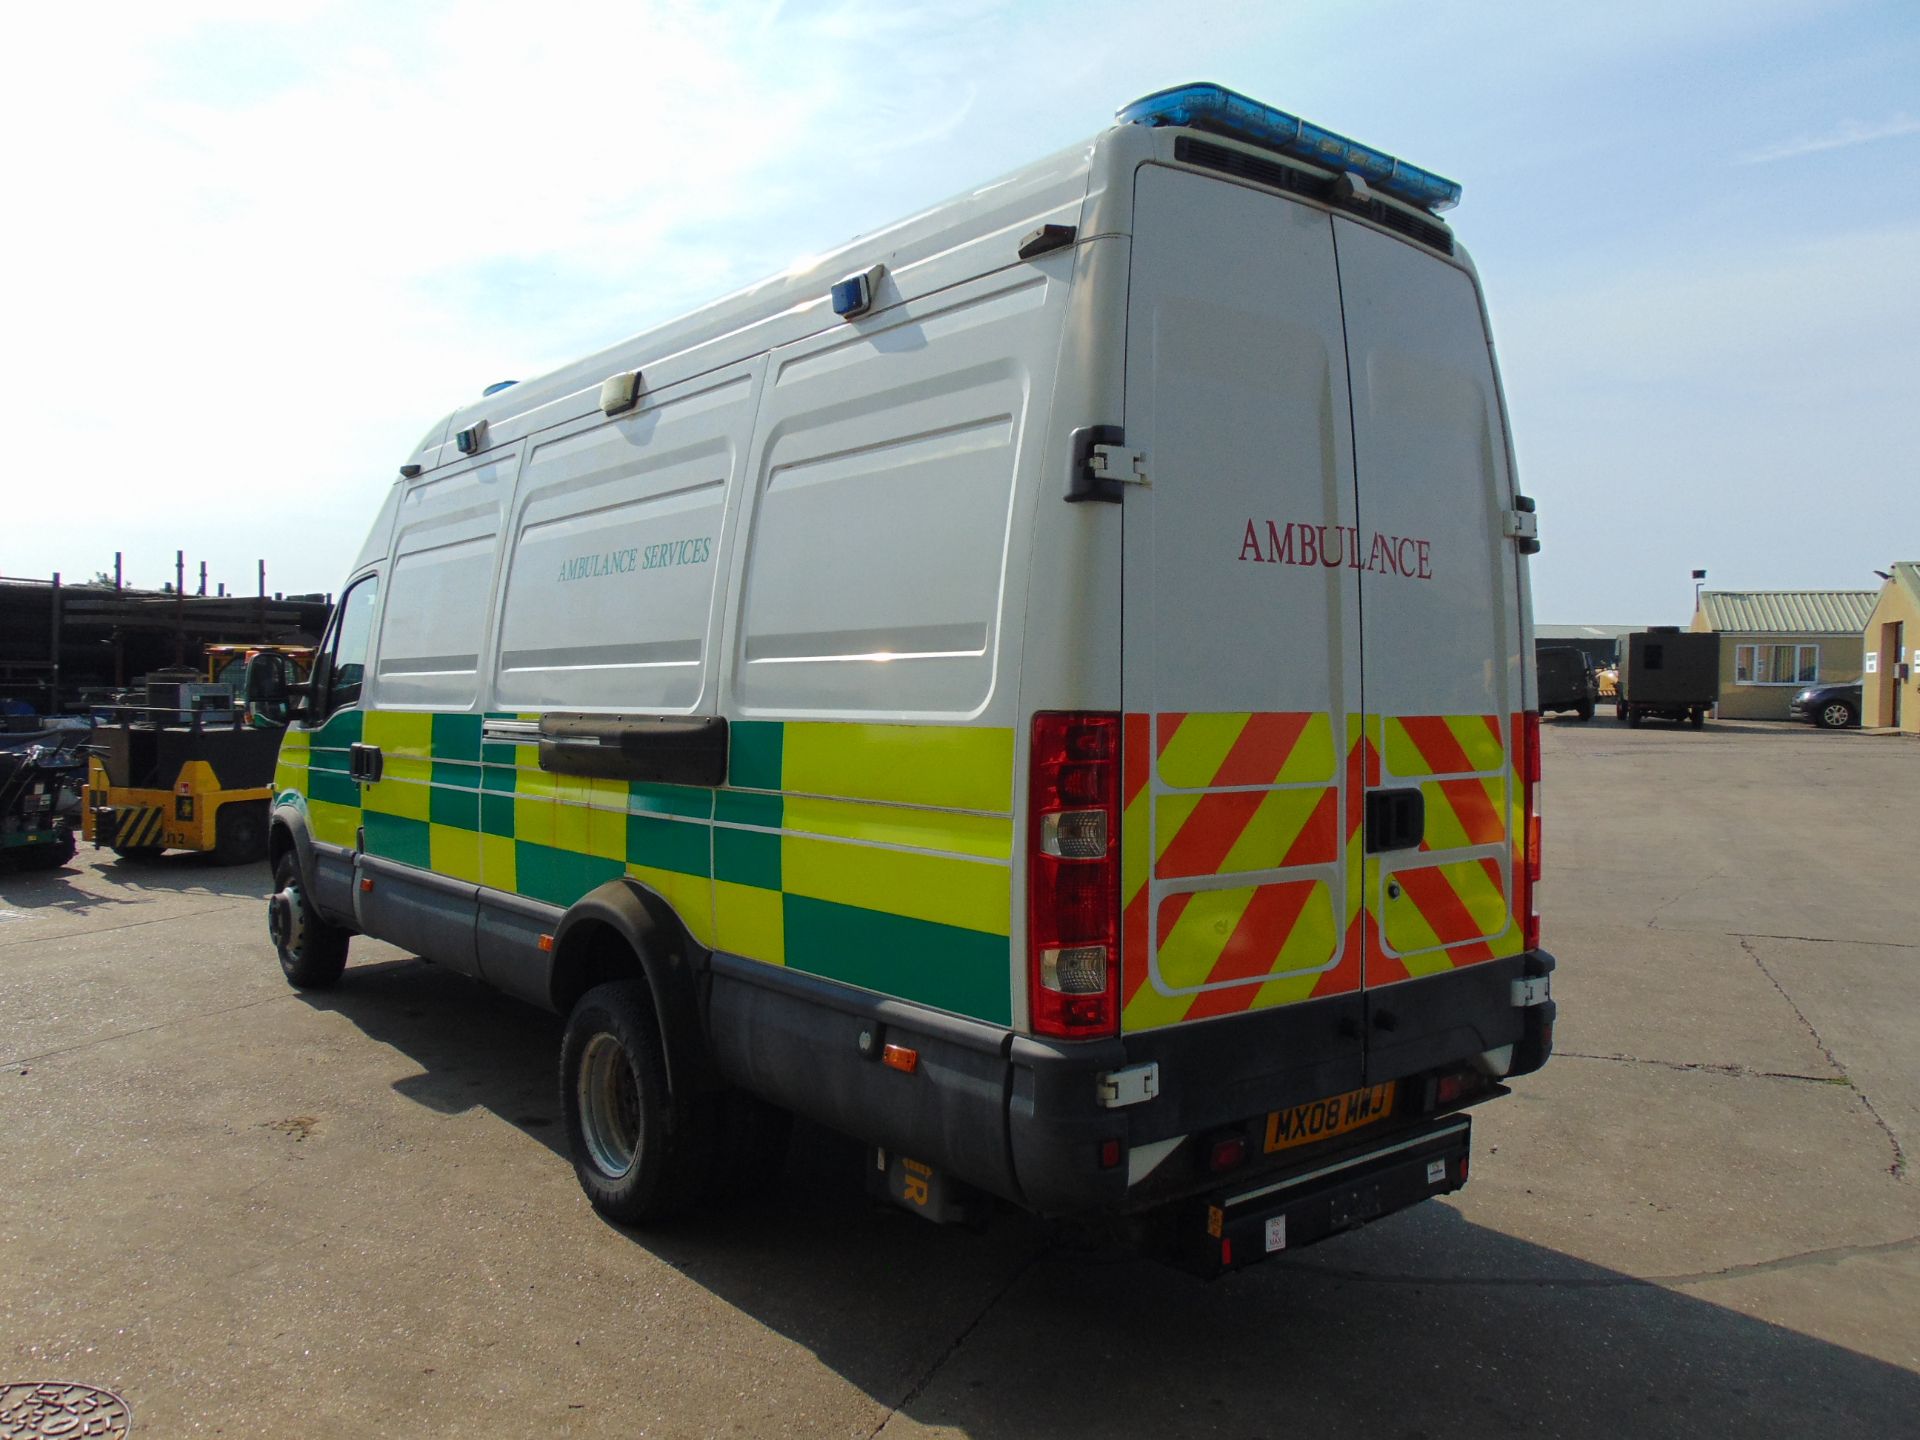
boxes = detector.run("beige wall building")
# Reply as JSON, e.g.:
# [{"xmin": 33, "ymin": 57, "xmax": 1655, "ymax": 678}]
[
  {"xmin": 1689, "ymin": 590, "xmax": 1876, "ymax": 721},
  {"xmin": 1860, "ymin": 563, "xmax": 1920, "ymax": 733}
]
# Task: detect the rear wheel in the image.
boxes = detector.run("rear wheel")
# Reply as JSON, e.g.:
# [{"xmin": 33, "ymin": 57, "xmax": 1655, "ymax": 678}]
[
  {"xmin": 1688, "ymin": 709, "xmax": 1705, "ymax": 729},
  {"xmin": 1626, "ymin": 707, "xmax": 1642, "ymax": 728},
  {"xmin": 1576, "ymin": 700, "xmax": 1594, "ymax": 722},
  {"xmin": 561, "ymin": 980, "xmax": 712, "ymax": 1224},
  {"xmin": 213, "ymin": 800, "xmax": 268, "ymax": 865},
  {"xmin": 1817, "ymin": 701, "xmax": 1856, "ymax": 729},
  {"xmin": 268, "ymin": 849, "xmax": 348, "ymax": 988}
]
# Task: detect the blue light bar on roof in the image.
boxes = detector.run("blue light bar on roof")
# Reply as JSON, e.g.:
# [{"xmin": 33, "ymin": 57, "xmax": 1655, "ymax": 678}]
[{"xmin": 1116, "ymin": 83, "xmax": 1462, "ymax": 214}]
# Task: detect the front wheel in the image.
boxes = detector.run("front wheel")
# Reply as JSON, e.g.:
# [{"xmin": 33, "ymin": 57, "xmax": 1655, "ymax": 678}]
[
  {"xmin": 268, "ymin": 849, "xmax": 348, "ymax": 988},
  {"xmin": 1818, "ymin": 701, "xmax": 1856, "ymax": 729},
  {"xmin": 1688, "ymin": 709, "xmax": 1705, "ymax": 729},
  {"xmin": 1576, "ymin": 700, "xmax": 1595, "ymax": 722},
  {"xmin": 560, "ymin": 980, "xmax": 711, "ymax": 1224},
  {"xmin": 1626, "ymin": 707, "xmax": 1642, "ymax": 728}
]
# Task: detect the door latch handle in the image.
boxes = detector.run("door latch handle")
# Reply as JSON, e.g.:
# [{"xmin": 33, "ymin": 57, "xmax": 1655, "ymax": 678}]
[
  {"xmin": 349, "ymin": 743, "xmax": 384, "ymax": 783},
  {"xmin": 1364, "ymin": 787, "xmax": 1425, "ymax": 854}
]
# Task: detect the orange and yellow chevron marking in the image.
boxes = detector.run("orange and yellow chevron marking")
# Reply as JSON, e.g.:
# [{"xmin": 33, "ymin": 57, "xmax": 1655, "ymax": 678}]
[
  {"xmin": 1420, "ymin": 775, "xmax": 1506, "ymax": 851},
  {"xmin": 1154, "ymin": 786, "xmax": 1337, "ymax": 878},
  {"xmin": 1369, "ymin": 710, "xmax": 1525, "ymax": 985},
  {"xmin": 1383, "ymin": 713, "xmax": 1505, "ymax": 778},
  {"xmin": 1156, "ymin": 711, "xmax": 1337, "ymax": 789},
  {"xmin": 1121, "ymin": 710, "xmax": 1349, "ymax": 1031}
]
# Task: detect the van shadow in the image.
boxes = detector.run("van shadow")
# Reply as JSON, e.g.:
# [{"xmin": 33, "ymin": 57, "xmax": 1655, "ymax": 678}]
[
  {"xmin": 305, "ymin": 957, "xmax": 1920, "ymax": 1440},
  {"xmin": 0, "ymin": 850, "xmax": 271, "ymax": 918}
]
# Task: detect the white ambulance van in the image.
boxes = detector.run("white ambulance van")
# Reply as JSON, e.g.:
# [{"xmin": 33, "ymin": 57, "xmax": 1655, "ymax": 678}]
[{"xmin": 267, "ymin": 83, "xmax": 1552, "ymax": 1273}]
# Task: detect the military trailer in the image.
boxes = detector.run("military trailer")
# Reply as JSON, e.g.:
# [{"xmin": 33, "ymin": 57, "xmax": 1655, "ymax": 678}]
[{"xmin": 1616, "ymin": 628, "xmax": 1719, "ymax": 728}]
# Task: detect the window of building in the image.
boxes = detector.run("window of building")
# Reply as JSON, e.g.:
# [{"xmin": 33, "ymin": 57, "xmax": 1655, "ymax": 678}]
[{"xmin": 1735, "ymin": 643, "xmax": 1818, "ymax": 686}]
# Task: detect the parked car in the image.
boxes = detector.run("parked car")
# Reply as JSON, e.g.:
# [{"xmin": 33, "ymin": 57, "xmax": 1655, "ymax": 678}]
[
  {"xmin": 1536, "ymin": 645, "xmax": 1597, "ymax": 720},
  {"xmin": 1789, "ymin": 681, "xmax": 1861, "ymax": 729}
]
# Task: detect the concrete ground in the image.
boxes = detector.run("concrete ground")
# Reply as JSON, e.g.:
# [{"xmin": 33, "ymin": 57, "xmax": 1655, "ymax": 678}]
[{"xmin": 1, "ymin": 718, "xmax": 1915, "ymax": 1438}]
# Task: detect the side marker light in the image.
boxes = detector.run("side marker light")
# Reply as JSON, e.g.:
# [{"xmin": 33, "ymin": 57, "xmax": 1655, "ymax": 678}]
[{"xmin": 882, "ymin": 1043, "xmax": 918, "ymax": 1074}]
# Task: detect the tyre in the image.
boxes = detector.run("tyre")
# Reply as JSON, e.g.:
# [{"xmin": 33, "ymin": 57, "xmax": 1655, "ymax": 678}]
[
  {"xmin": 35, "ymin": 828, "xmax": 78, "ymax": 870},
  {"xmin": 1615, "ymin": 702, "xmax": 1627, "ymax": 722},
  {"xmin": 213, "ymin": 799, "xmax": 268, "ymax": 866},
  {"xmin": 267, "ymin": 849, "xmax": 349, "ymax": 988},
  {"xmin": 1626, "ymin": 707, "xmax": 1642, "ymax": 728},
  {"xmin": 1817, "ymin": 701, "xmax": 1856, "ymax": 730},
  {"xmin": 1576, "ymin": 700, "xmax": 1594, "ymax": 722},
  {"xmin": 561, "ymin": 979, "xmax": 712, "ymax": 1224},
  {"xmin": 1688, "ymin": 709, "xmax": 1705, "ymax": 729}
]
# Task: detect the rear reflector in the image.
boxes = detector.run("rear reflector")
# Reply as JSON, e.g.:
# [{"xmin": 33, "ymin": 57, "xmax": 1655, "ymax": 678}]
[
  {"xmin": 1519, "ymin": 710, "xmax": 1542, "ymax": 951},
  {"xmin": 1208, "ymin": 1135, "xmax": 1248, "ymax": 1173},
  {"xmin": 1028, "ymin": 713, "xmax": 1121, "ymax": 1038}
]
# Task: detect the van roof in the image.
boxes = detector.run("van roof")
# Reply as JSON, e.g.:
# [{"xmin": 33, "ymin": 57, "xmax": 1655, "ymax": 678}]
[{"xmin": 403, "ymin": 95, "xmax": 1468, "ymax": 478}]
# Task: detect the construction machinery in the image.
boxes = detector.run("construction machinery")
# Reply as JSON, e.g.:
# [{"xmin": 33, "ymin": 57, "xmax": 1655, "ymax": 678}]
[
  {"xmin": 84, "ymin": 645, "xmax": 316, "ymax": 864},
  {"xmin": 0, "ymin": 729, "xmax": 87, "ymax": 870}
]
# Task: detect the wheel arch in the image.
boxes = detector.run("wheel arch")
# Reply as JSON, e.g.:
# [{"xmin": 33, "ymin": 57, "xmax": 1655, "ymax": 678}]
[
  {"xmin": 267, "ymin": 803, "xmax": 313, "ymax": 881},
  {"xmin": 551, "ymin": 878, "xmax": 715, "ymax": 1102}
]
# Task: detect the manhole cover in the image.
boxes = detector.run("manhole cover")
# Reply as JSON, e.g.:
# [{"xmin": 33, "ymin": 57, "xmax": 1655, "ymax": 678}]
[{"xmin": 0, "ymin": 1382, "xmax": 133, "ymax": 1438}]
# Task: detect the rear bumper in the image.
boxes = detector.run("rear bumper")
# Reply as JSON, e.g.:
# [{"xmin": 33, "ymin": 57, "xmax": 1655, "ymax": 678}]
[
  {"xmin": 1171, "ymin": 1114, "xmax": 1472, "ymax": 1276},
  {"xmin": 708, "ymin": 948, "xmax": 1553, "ymax": 1222}
]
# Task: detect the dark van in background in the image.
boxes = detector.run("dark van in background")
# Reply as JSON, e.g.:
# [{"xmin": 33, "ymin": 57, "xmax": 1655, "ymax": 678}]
[{"xmin": 1535, "ymin": 645, "xmax": 1598, "ymax": 721}]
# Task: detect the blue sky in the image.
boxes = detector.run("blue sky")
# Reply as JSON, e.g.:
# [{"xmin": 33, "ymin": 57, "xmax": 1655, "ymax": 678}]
[{"xmin": 3, "ymin": 0, "xmax": 1915, "ymax": 622}]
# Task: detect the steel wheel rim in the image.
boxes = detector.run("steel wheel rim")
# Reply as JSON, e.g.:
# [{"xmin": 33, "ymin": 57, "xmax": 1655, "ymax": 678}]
[
  {"xmin": 578, "ymin": 1032, "xmax": 641, "ymax": 1178},
  {"xmin": 1822, "ymin": 704, "xmax": 1850, "ymax": 727}
]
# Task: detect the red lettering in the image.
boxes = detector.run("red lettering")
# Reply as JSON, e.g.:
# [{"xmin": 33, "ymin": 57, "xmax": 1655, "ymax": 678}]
[
  {"xmin": 1416, "ymin": 539, "xmax": 1432, "ymax": 580},
  {"xmin": 1267, "ymin": 520, "xmax": 1293, "ymax": 565},
  {"xmin": 1298, "ymin": 525, "xmax": 1320, "ymax": 567},
  {"xmin": 1397, "ymin": 538, "xmax": 1418, "ymax": 576},
  {"xmin": 1239, "ymin": 519, "xmax": 1265, "ymax": 562},
  {"xmin": 1317, "ymin": 525, "xmax": 1342, "ymax": 568},
  {"xmin": 1347, "ymin": 526, "xmax": 1363, "ymax": 569},
  {"xmin": 1378, "ymin": 534, "xmax": 1402, "ymax": 576}
]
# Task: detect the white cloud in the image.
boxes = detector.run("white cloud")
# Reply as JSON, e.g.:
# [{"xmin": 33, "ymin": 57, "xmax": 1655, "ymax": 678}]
[{"xmin": 1739, "ymin": 114, "xmax": 1920, "ymax": 164}]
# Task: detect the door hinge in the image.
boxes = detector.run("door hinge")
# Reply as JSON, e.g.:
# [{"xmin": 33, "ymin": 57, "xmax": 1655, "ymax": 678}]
[
  {"xmin": 1097, "ymin": 1062, "xmax": 1159, "ymax": 1109},
  {"xmin": 1511, "ymin": 975, "xmax": 1552, "ymax": 1007},
  {"xmin": 1503, "ymin": 496, "xmax": 1541, "ymax": 554},
  {"xmin": 1090, "ymin": 444, "xmax": 1149, "ymax": 487}
]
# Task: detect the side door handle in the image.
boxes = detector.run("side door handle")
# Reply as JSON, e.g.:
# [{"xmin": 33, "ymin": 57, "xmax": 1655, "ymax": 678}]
[
  {"xmin": 349, "ymin": 743, "xmax": 384, "ymax": 783},
  {"xmin": 1364, "ymin": 787, "xmax": 1425, "ymax": 854}
]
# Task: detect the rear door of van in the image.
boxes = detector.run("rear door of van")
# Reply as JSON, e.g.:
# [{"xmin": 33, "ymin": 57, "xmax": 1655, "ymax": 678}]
[{"xmin": 1120, "ymin": 159, "xmax": 1525, "ymax": 1110}]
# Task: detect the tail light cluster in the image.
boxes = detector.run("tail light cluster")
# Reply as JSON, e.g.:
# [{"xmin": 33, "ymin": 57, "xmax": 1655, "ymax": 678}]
[
  {"xmin": 1028, "ymin": 712, "xmax": 1121, "ymax": 1038},
  {"xmin": 1518, "ymin": 710, "xmax": 1542, "ymax": 952}
]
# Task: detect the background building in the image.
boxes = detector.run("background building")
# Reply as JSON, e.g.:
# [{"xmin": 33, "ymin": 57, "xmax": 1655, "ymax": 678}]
[
  {"xmin": 1689, "ymin": 589, "xmax": 1876, "ymax": 721},
  {"xmin": 1534, "ymin": 623, "xmax": 1647, "ymax": 672},
  {"xmin": 1860, "ymin": 563, "xmax": 1919, "ymax": 733}
]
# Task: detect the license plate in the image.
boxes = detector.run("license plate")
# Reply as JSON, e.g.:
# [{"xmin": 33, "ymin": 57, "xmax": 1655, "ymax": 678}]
[{"xmin": 1264, "ymin": 1081, "xmax": 1396, "ymax": 1153}]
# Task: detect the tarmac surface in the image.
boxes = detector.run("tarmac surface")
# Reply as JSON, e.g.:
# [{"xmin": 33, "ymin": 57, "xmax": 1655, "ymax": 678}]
[{"xmin": 2, "ymin": 718, "xmax": 1916, "ymax": 1438}]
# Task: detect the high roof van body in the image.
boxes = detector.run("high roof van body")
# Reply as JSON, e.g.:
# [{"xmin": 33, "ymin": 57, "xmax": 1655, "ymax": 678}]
[{"xmin": 267, "ymin": 85, "xmax": 1553, "ymax": 1272}]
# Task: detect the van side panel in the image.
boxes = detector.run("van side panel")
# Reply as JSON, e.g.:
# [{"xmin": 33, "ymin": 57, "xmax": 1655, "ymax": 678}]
[{"xmin": 702, "ymin": 262, "xmax": 1078, "ymax": 1029}]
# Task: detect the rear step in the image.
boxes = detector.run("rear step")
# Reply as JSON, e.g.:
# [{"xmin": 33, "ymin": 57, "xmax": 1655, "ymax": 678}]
[{"xmin": 1174, "ymin": 1115, "xmax": 1471, "ymax": 1277}]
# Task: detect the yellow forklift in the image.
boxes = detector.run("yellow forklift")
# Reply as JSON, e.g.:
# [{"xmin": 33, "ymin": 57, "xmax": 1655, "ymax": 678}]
[{"xmin": 84, "ymin": 645, "xmax": 315, "ymax": 864}]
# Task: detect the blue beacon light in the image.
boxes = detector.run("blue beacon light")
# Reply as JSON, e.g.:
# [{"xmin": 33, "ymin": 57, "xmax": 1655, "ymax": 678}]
[{"xmin": 1115, "ymin": 83, "xmax": 1462, "ymax": 214}]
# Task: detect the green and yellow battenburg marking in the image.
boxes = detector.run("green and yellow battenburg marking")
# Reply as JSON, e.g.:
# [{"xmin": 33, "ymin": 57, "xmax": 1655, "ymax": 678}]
[{"xmin": 275, "ymin": 713, "xmax": 1017, "ymax": 1025}]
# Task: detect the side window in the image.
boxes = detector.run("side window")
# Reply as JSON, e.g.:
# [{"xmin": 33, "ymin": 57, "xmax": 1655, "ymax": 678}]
[{"xmin": 325, "ymin": 575, "xmax": 380, "ymax": 715}]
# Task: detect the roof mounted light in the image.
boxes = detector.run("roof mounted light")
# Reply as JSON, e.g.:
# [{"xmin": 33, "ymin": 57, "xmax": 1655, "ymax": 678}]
[{"xmin": 1116, "ymin": 83, "xmax": 1462, "ymax": 213}]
